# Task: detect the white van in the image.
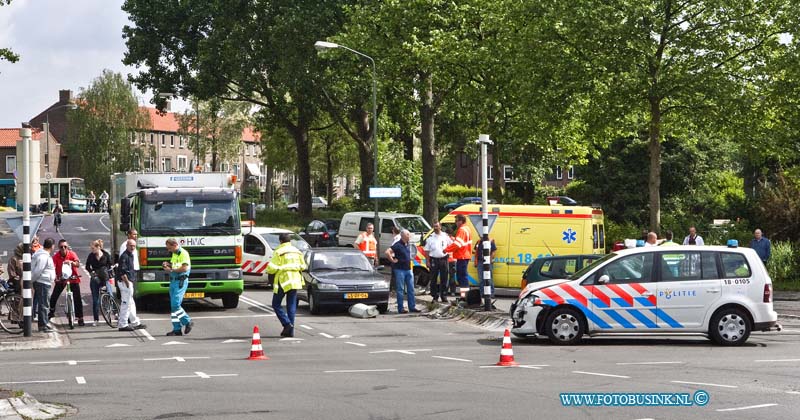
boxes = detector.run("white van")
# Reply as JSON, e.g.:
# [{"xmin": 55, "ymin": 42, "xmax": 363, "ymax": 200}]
[
  {"xmin": 338, "ymin": 212, "xmax": 431, "ymax": 257},
  {"xmin": 241, "ymin": 226, "xmax": 311, "ymax": 286}
]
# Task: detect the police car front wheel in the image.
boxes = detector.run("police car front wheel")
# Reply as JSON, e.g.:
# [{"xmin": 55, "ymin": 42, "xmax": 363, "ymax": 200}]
[
  {"xmin": 709, "ymin": 307, "xmax": 751, "ymax": 346},
  {"xmin": 545, "ymin": 307, "xmax": 585, "ymax": 345}
]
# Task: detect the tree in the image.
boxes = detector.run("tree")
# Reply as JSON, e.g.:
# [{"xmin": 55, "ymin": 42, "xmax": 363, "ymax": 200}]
[
  {"xmin": 511, "ymin": 0, "xmax": 788, "ymax": 231},
  {"xmin": 65, "ymin": 70, "xmax": 150, "ymax": 192},
  {"xmin": 0, "ymin": 0, "xmax": 19, "ymax": 66},
  {"xmin": 177, "ymin": 99, "xmax": 250, "ymax": 172},
  {"xmin": 122, "ymin": 0, "xmax": 350, "ymax": 217}
]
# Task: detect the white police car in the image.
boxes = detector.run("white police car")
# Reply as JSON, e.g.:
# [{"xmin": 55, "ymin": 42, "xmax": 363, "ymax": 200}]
[{"xmin": 510, "ymin": 242, "xmax": 780, "ymax": 346}]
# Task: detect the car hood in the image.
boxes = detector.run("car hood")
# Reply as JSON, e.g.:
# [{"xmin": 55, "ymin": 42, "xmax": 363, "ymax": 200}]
[
  {"xmin": 518, "ymin": 278, "xmax": 572, "ymax": 299},
  {"xmin": 309, "ymin": 270, "xmax": 383, "ymax": 284}
]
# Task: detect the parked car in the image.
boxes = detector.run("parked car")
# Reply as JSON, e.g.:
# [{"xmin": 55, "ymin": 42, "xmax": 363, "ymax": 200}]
[
  {"xmin": 299, "ymin": 219, "xmax": 339, "ymax": 247},
  {"xmin": 241, "ymin": 226, "xmax": 311, "ymax": 286},
  {"xmin": 299, "ymin": 249, "xmax": 390, "ymax": 314},
  {"xmin": 287, "ymin": 196, "xmax": 328, "ymax": 212},
  {"xmin": 521, "ymin": 254, "xmax": 604, "ymax": 289},
  {"xmin": 338, "ymin": 211, "xmax": 431, "ymax": 258},
  {"xmin": 442, "ymin": 196, "xmax": 495, "ymax": 212},
  {"xmin": 510, "ymin": 244, "xmax": 780, "ymax": 345}
]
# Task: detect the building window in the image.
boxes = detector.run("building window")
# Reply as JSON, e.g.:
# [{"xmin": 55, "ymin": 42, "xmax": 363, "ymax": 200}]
[
  {"xmin": 281, "ymin": 174, "xmax": 289, "ymax": 186},
  {"xmin": 568, "ymin": 166, "xmax": 575, "ymax": 180},
  {"xmin": 245, "ymin": 144, "xmax": 250, "ymax": 156},
  {"xmin": 161, "ymin": 157, "xmax": 172, "ymax": 172},
  {"xmin": 503, "ymin": 165, "xmax": 514, "ymax": 181},
  {"xmin": 179, "ymin": 136, "xmax": 185, "ymax": 148},
  {"xmin": 150, "ymin": 134, "xmax": 154, "ymax": 145},
  {"xmin": 139, "ymin": 133, "xmax": 146, "ymax": 145},
  {"xmin": 6, "ymin": 156, "xmax": 16, "ymax": 173},
  {"xmin": 233, "ymin": 164, "xmax": 240, "ymax": 177},
  {"xmin": 161, "ymin": 134, "xmax": 166, "ymax": 148},
  {"xmin": 555, "ymin": 166, "xmax": 563, "ymax": 180},
  {"xmin": 487, "ymin": 165, "xmax": 493, "ymax": 181},
  {"xmin": 130, "ymin": 132, "xmax": 136, "ymax": 145},
  {"xmin": 170, "ymin": 135, "xmax": 175, "ymax": 148},
  {"xmin": 144, "ymin": 157, "xmax": 154, "ymax": 172},
  {"xmin": 177, "ymin": 155, "xmax": 187, "ymax": 172},
  {"xmin": 220, "ymin": 162, "xmax": 229, "ymax": 172}
]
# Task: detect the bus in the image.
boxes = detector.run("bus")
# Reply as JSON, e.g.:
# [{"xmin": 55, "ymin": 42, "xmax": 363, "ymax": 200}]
[{"xmin": 41, "ymin": 177, "xmax": 88, "ymax": 212}]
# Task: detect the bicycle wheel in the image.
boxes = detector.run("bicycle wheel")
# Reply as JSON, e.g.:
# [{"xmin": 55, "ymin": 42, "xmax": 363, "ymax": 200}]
[
  {"xmin": 65, "ymin": 291, "xmax": 75, "ymax": 330},
  {"xmin": 100, "ymin": 293, "xmax": 119, "ymax": 328},
  {"xmin": 0, "ymin": 294, "xmax": 24, "ymax": 334}
]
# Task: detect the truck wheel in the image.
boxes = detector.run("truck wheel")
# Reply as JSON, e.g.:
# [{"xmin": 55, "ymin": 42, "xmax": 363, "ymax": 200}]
[
  {"xmin": 545, "ymin": 307, "xmax": 585, "ymax": 345},
  {"xmin": 709, "ymin": 307, "xmax": 751, "ymax": 346},
  {"xmin": 308, "ymin": 289, "xmax": 321, "ymax": 315},
  {"xmin": 222, "ymin": 294, "xmax": 239, "ymax": 309}
]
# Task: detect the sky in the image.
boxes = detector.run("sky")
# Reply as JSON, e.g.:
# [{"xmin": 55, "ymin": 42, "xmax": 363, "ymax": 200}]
[{"xmin": 0, "ymin": 0, "xmax": 189, "ymax": 128}]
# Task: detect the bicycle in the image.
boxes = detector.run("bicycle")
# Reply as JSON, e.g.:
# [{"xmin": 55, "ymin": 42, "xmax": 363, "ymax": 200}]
[
  {"xmin": 63, "ymin": 280, "xmax": 76, "ymax": 329},
  {"xmin": 0, "ymin": 283, "xmax": 23, "ymax": 334},
  {"xmin": 94, "ymin": 265, "xmax": 120, "ymax": 328}
]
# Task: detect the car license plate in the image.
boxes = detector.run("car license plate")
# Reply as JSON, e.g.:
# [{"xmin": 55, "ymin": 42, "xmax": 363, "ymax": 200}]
[
  {"xmin": 344, "ymin": 293, "xmax": 369, "ymax": 299},
  {"xmin": 184, "ymin": 292, "xmax": 205, "ymax": 299}
]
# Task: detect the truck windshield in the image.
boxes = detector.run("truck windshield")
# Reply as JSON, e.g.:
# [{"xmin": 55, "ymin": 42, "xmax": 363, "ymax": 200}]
[{"xmin": 140, "ymin": 199, "xmax": 241, "ymax": 236}]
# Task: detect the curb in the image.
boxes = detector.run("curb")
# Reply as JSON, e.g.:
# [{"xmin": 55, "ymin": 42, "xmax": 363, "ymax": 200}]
[
  {"xmin": 0, "ymin": 393, "xmax": 75, "ymax": 419},
  {"xmin": 0, "ymin": 329, "xmax": 69, "ymax": 352},
  {"xmin": 423, "ymin": 298, "xmax": 510, "ymax": 331}
]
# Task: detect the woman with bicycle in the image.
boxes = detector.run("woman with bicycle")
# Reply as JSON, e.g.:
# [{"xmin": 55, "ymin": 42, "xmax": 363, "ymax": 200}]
[
  {"xmin": 53, "ymin": 200, "xmax": 64, "ymax": 232},
  {"xmin": 49, "ymin": 239, "xmax": 85, "ymax": 327},
  {"xmin": 86, "ymin": 239, "xmax": 113, "ymax": 327}
]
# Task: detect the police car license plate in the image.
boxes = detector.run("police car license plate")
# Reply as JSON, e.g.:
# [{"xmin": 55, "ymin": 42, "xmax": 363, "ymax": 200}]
[
  {"xmin": 344, "ymin": 293, "xmax": 369, "ymax": 299},
  {"xmin": 184, "ymin": 292, "xmax": 204, "ymax": 299}
]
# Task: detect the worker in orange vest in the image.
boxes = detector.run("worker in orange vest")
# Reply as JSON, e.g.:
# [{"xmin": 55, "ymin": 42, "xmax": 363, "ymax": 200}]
[
  {"xmin": 354, "ymin": 223, "xmax": 378, "ymax": 266},
  {"xmin": 444, "ymin": 214, "xmax": 473, "ymax": 301}
]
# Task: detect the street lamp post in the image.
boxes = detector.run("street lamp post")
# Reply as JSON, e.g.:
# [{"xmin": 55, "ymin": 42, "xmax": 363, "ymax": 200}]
[
  {"xmin": 314, "ymin": 41, "xmax": 379, "ymax": 253},
  {"xmin": 42, "ymin": 103, "xmax": 77, "ymax": 212}
]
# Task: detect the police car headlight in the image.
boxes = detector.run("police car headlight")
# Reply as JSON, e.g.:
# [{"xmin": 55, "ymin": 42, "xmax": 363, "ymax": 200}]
[
  {"xmin": 372, "ymin": 280, "xmax": 390, "ymax": 290},
  {"xmin": 142, "ymin": 272, "xmax": 156, "ymax": 281},
  {"xmin": 316, "ymin": 282, "xmax": 338, "ymax": 290},
  {"xmin": 228, "ymin": 270, "xmax": 241, "ymax": 279}
]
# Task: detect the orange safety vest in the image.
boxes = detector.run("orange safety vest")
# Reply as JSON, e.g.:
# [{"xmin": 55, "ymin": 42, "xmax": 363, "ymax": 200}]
[
  {"xmin": 356, "ymin": 232, "xmax": 377, "ymax": 258},
  {"xmin": 444, "ymin": 224, "xmax": 472, "ymax": 260}
]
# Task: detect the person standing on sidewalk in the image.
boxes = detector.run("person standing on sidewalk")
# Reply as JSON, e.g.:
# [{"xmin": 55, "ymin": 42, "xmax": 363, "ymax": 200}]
[
  {"xmin": 386, "ymin": 229, "xmax": 420, "ymax": 314},
  {"xmin": 118, "ymin": 239, "xmax": 146, "ymax": 332},
  {"xmin": 163, "ymin": 238, "xmax": 193, "ymax": 336},
  {"xmin": 683, "ymin": 226, "xmax": 704, "ymax": 245},
  {"xmin": 473, "ymin": 236, "xmax": 497, "ymax": 300},
  {"xmin": 49, "ymin": 239, "xmax": 85, "ymax": 326},
  {"xmin": 266, "ymin": 233, "xmax": 307, "ymax": 337},
  {"xmin": 444, "ymin": 214, "xmax": 473, "ymax": 302},
  {"xmin": 424, "ymin": 222, "xmax": 452, "ymax": 303},
  {"xmin": 354, "ymin": 223, "xmax": 378, "ymax": 266},
  {"xmin": 31, "ymin": 238, "xmax": 56, "ymax": 333},
  {"xmin": 750, "ymin": 229, "xmax": 772, "ymax": 264},
  {"xmin": 119, "ymin": 229, "xmax": 139, "ymax": 271}
]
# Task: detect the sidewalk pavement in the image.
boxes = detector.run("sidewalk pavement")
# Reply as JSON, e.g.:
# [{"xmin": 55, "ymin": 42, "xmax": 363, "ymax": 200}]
[{"xmin": 0, "ymin": 393, "xmax": 74, "ymax": 420}]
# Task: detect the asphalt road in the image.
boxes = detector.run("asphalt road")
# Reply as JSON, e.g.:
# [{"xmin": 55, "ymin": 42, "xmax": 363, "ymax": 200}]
[{"xmin": 1, "ymin": 213, "xmax": 800, "ymax": 420}]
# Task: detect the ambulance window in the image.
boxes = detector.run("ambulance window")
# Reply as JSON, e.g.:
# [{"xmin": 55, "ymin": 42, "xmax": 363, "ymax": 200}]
[
  {"xmin": 720, "ymin": 253, "xmax": 751, "ymax": 278},
  {"xmin": 244, "ymin": 235, "xmax": 265, "ymax": 256},
  {"xmin": 598, "ymin": 253, "xmax": 654, "ymax": 284},
  {"xmin": 599, "ymin": 225, "xmax": 605, "ymax": 249},
  {"xmin": 592, "ymin": 225, "xmax": 599, "ymax": 249}
]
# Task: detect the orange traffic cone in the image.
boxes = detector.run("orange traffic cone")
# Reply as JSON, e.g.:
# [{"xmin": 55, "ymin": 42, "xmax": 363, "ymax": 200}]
[
  {"xmin": 247, "ymin": 325, "xmax": 269, "ymax": 360},
  {"xmin": 496, "ymin": 328, "xmax": 518, "ymax": 366}
]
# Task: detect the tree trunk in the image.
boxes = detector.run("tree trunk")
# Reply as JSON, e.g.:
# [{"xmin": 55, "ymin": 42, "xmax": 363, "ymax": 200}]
[
  {"xmin": 399, "ymin": 132, "xmax": 414, "ymax": 161},
  {"xmin": 420, "ymin": 73, "xmax": 438, "ymax": 224},
  {"xmin": 491, "ymin": 143, "xmax": 503, "ymax": 202},
  {"xmin": 291, "ymin": 126, "xmax": 313, "ymax": 217},
  {"xmin": 648, "ymin": 96, "xmax": 662, "ymax": 233},
  {"xmin": 265, "ymin": 165, "xmax": 273, "ymax": 209},
  {"xmin": 356, "ymin": 141, "xmax": 374, "ymax": 204},
  {"xmin": 325, "ymin": 138, "xmax": 334, "ymax": 205}
]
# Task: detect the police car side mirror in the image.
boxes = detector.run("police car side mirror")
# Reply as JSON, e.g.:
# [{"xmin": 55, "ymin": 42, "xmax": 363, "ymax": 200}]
[{"xmin": 597, "ymin": 274, "xmax": 610, "ymax": 285}]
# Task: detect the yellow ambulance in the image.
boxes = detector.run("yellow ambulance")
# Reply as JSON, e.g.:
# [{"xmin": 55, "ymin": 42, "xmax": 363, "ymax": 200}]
[{"xmin": 429, "ymin": 204, "xmax": 605, "ymax": 289}]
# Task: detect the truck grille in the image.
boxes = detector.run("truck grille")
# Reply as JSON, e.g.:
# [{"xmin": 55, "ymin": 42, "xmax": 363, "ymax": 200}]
[{"xmin": 147, "ymin": 246, "xmax": 237, "ymax": 266}]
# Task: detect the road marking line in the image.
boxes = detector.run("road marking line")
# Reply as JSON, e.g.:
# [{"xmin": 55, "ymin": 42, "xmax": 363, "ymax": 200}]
[
  {"xmin": 617, "ymin": 361, "xmax": 684, "ymax": 365},
  {"xmin": 30, "ymin": 360, "xmax": 100, "ymax": 366},
  {"xmin": 279, "ymin": 337, "xmax": 304, "ymax": 342},
  {"xmin": 671, "ymin": 380, "xmax": 737, "ymax": 389},
  {"xmin": 221, "ymin": 339, "xmax": 246, "ymax": 343},
  {"xmin": 144, "ymin": 356, "xmax": 210, "ymax": 363},
  {"xmin": 97, "ymin": 215, "xmax": 111, "ymax": 232},
  {"xmin": 785, "ymin": 391, "xmax": 800, "ymax": 395},
  {"xmin": 369, "ymin": 349, "xmax": 432, "ymax": 355},
  {"xmin": 716, "ymin": 403, "xmax": 778, "ymax": 412},
  {"xmin": 324, "ymin": 369, "xmax": 396, "ymax": 373},
  {"xmin": 75, "ymin": 376, "xmax": 86, "ymax": 384},
  {"xmin": 479, "ymin": 364, "xmax": 549, "ymax": 369},
  {"xmin": 196, "ymin": 371, "xmax": 211, "ymax": 379},
  {"xmin": 432, "ymin": 356, "xmax": 471, "ymax": 362},
  {"xmin": 105, "ymin": 343, "xmax": 131, "ymax": 348},
  {"xmin": 338, "ymin": 335, "xmax": 351, "ymax": 338},
  {"xmin": 572, "ymin": 371, "xmax": 630, "ymax": 379},
  {"xmin": 345, "ymin": 342, "xmax": 367, "ymax": 347},
  {"xmin": 138, "ymin": 328, "xmax": 155, "ymax": 341},
  {"xmin": 0, "ymin": 380, "xmax": 64, "ymax": 385},
  {"xmin": 239, "ymin": 295, "xmax": 275, "ymax": 313},
  {"xmin": 319, "ymin": 333, "xmax": 334, "ymax": 338},
  {"xmin": 162, "ymin": 341, "xmax": 187, "ymax": 346},
  {"xmin": 138, "ymin": 314, "xmax": 275, "ymax": 321},
  {"xmin": 300, "ymin": 325, "xmax": 313, "ymax": 330},
  {"xmin": 755, "ymin": 359, "xmax": 800, "ymax": 362},
  {"xmin": 161, "ymin": 372, "xmax": 238, "ymax": 379}
]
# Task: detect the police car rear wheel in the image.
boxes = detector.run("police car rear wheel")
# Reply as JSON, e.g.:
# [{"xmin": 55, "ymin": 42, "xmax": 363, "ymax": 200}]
[
  {"xmin": 545, "ymin": 307, "xmax": 585, "ymax": 345},
  {"xmin": 710, "ymin": 307, "xmax": 751, "ymax": 346}
]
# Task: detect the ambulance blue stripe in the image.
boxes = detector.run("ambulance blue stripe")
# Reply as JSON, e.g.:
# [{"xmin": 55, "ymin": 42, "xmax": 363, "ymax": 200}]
[
  {"xmin": 567, "ymin": 299, "xmax": 612, "ymax": 329},
  {"xmin": 635, "ymin": 297, "xmax": 656, "ymax": 307},
  {"xmin": 602, "ymin": 309, "xmax": 636, "ymax": 329},
  {"xmin": 612, "ymin": 298, "xmax": 632, "ymax": 307},
  {"xmin": 590, "ymin": 298, "xmax": 609, "ymax": 308},
  {"xmin": 651, "ymin": 309, "xmax": 683, "ymax": 328},
  {"xmin": 626, "ymin": 309, "xmax": 659, "ymax": 328}
]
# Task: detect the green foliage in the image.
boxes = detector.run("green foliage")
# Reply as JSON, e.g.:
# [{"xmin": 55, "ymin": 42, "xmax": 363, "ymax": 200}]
[
  {"xmin": 767, "ymin": 242, "xmax": 800, "ymax": 286},
  {"xmin": 177, "ymin": 99, "xmax": 250, "ymax": 171},
  {"xmin": 377, "ymin": 141, "xmax": 422, "ymax": 214},
  {"xmin": 328, "ymin": 196, "xmax": 364, "ymax": 213},
  {"xmin": 65, "ymin": 70, "xmax": 150, "ymax": 192},
  {"xmin": 604, "ymin": 220, "xmax": 643, "ymax": 251},
  {"xmin": 755, "ymin": 173, "xmax": 800, "ymax": 242},
  {"xmin": 254, "ymin": 209, "xmax": 346, "ymax": 233}
]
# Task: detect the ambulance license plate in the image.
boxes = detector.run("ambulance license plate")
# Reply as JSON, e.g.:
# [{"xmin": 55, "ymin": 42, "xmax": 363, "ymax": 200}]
[
  {"xmin": 184, "ymin": 292, "xmax": 205, "ymax": 299},
  {"xmin": 344, "ymin": 293, "xmax": 369, "ymax": 299}
]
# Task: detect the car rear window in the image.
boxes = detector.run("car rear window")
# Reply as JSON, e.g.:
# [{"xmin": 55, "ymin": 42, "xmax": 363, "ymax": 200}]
[{"xmin": 720, "ymin": 252, "xmax": 751, "ymax": 278}]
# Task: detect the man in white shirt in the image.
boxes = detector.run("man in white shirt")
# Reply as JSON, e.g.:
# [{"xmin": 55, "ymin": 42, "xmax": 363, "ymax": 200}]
[
  {"xmin": 644, "ymin": 232, "xmax": 658, "ymax": 246},
  {"xmin": 119, "ymin": 229, "xmax": 140, "ymax": 271},
  {"xmin": 683, "ymin": 226, "xmax": 705, "ymax": 246},
  {"xmin": 424, "ymin": 222, "xmax": 452, "ymax": 303}
]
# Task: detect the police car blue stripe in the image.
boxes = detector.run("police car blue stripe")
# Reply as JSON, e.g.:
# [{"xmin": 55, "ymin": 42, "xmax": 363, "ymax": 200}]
[
  {"xmin": 602, "ymin": 309, "xmax": 636, "ymax": 328},
  {"xmin": 612, "ymin": 297, "xmax": 632, "ymax": 307},
  {"xmin": 567, "ymin": 299, "xmax": 612, "ymax": 329},
  {"xmin": 626, "ymin": 309, "xmax": 659, "ymax": 328},
  {"xmin": 651, "ymin": 309, "xmax": 683, "ymax": 328},
  {"xmin": 541, "ymin": 299, "xmax": 558, "ymax": 306},
  {"xmin": 634, "ymin": 297, "xmax": 656, "ymax": 307},
  {"xmin": 590, "ymin": 298, "xmax": 609, "ymax": 308}
]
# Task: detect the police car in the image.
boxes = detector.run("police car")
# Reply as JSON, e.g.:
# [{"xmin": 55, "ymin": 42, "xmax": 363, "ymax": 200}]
[{"xmin": 510, "ymin": 242, "xmax": 780, "ymax": 346}]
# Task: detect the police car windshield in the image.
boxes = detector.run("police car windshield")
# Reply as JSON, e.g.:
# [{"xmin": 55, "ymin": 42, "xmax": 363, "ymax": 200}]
[
  {"xmin": 140, "ymin": 199, "xmax": 241, "ymax": 236},
  {"xmin": 261, "ymin": 233, "xmax": 310, "ymax": 252},
  {"xmin": 396, "ymin": 217, "xmax": 431, "ymax": 233},
  {"xmin": 569, "ymin": 253, "xmax": 615, "ymax": 279}
]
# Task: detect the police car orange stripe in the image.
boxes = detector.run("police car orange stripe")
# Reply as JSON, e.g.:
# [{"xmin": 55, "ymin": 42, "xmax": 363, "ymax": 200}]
[
  {"xmin": 605, "ymin": 284, "xmax": 634, "ymax": 307},
  {"xmin": 629, "ymin": 282, "xmax": 657, "ymax": 306},
  {"xmin": 558, "ymin": 284, "xmax": 588, "ymax": 307},
  {"xmin": 585, "ymin": 285, "xmax": 611, "ymax": 308},
  {"xmin": 540, "ymin": 288, "xmax": 565, "ymax": 305}
]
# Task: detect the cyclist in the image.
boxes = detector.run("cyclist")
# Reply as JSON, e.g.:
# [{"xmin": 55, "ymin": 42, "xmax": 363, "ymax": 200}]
[
  {"xmin": 99, "ymin": 190, "xmax": 109, "ymax": 213},
  {"xmin": 49, "ymin": 239, "xmax": 84, "ymax": 326},
  {"xmin": 85, "ymin": 239, "xmax": 113, "ymax": 327},
  {"xmin": 53, "ymin": 200, "xmax": 64, "ymax": 232},
  {"xmin": 7, "ymin": 244, "xmax": 24, "ymax": 319},
  {"xmin": 87, "ymin": 190, "xmax": 96, "ymax": 213}
]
